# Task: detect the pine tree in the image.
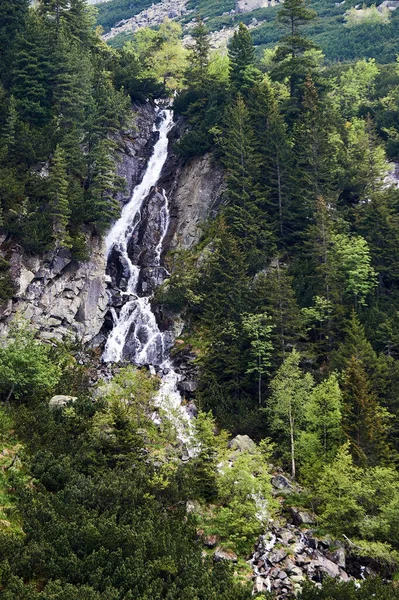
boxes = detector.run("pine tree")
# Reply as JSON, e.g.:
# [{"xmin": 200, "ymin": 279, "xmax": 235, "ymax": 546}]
[
  {"xmin": 228, "ymin": 23, "xmax": 255, "ymax": 93},
  {"xmin": 86, "ymin": 139, "xmax": 122, "ymax": 235},
  {"xmin": 341, "ymin": 356, "xmax": 391, "ymax": 465},
  {"xmin": 185, "ymin": 16, "xmax": 210, "ymax": 90},
  {"xmin": 48, "ymin": 144, "xmax": 72, "ymax": 248},
  {"xmin": 272, "ymin": 0, "xmax": 317, "ymax": 100}
]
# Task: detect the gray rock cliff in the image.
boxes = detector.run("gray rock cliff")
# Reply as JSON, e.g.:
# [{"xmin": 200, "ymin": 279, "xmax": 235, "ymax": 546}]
[{"xmin": 0, "ymin": 102, "xmax": 226, "ymax": 345}]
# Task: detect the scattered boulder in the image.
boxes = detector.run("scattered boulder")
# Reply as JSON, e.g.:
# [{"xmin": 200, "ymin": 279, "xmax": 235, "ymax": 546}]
[
  {"xmin": 268, "ymin": 548, "xmax": 288, "ymax": 564},
  {"xmin": 272, "ymin": 474, "xmax": 293, "ymax": 491},
  {"xmin": 291, "ymin": 507, "xmax": 317, "ymax": 526},
  {"xmin": 310, "ymin": 552, "xmax": 340, "ymax": 579},
  {"xmin": 49, "ymin": 395, "xmax": 77, "ymax": 409},
  {"xmin": 186, "ymin": 500, "xmax": 201, "ymax": 514},
  {"xmin": 203, "ymin": 534, "xmax": 218, "ymax": 548},
  {"xmin": 228, "ymin": 434, "xmax": 257, "ymax": 453},
  {"xmin": 185, "ymin": 401, "xmax": 198, "ymax": 417},
  {"xmin": 213, "ymin": 548, "xmax": 238, "ymax": 563},
  {"xmin": 326, "ymin": 546, "xmax": 346, "ymax": 569},
  {"xmin": 250, "ymin": 523, "xmax": 353, "ymax": 598}
]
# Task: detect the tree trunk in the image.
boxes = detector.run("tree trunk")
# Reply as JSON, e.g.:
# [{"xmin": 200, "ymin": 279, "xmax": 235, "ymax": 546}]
[{"xmin": 289, "ymin": 410, "xmax": 296, "ymax": 479}]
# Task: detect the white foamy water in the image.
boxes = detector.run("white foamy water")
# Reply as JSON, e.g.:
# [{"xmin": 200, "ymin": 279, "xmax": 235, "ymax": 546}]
[{"xmin": 103, "ymin": 108, "xmax": 173, "ymax": 364}]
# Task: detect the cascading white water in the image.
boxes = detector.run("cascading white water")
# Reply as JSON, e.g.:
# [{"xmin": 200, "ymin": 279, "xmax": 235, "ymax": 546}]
[
  {"xmin": 102, "ymin": 106, "xmax": 196, "ymax": 455},
  {"xmin": 103, "ymin": 108, "xmax": 174, "ymax": 364}
]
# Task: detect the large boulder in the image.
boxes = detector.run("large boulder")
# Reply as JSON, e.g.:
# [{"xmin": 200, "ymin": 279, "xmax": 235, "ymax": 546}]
[
  {"xmin": 228, "ymin": 434, "xmax": 257, "ymax": 453},
  {"xmin": 291, "ymin": 507, "xmax": 316, "ymax": 526},
  {"xmin": 213, "ymin": 548, "xmax": 238, "ymax": 563},
  {"xmin": 49, "ymin": 395, "xmax": 77, "ymax": 409},
  {"xmin": 271, "ymin": 474, "xmax": 292, "ymax": 491}
]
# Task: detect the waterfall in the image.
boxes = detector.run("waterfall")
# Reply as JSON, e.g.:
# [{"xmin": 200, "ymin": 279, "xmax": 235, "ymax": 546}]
[
  {"xmin": 103, "ymin": 107, "xmax": 174, "ymax": 364},
  {"xmin": 102, "ymin": 106, "xmax": 196, "ymax": 455}
]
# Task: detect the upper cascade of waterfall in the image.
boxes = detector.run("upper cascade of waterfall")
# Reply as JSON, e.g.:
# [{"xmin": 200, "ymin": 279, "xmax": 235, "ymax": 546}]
[
  {"xmin": 102, "ymin": 106, "xmax": 174, "ymax": 365},
  {"xmin": 105, "ymin": 108, "xmax": 174, "ymax": 260}
]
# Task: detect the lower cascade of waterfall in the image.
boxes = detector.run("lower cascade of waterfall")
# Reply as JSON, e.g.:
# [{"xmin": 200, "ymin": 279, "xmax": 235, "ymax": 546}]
[{"xmin": 102, "ymin": 105, "xmax": 196, "ymax": 455}]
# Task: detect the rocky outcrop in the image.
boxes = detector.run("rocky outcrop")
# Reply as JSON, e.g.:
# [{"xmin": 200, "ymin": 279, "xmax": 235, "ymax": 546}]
[
  {"xmin": 0, "ymin": 103, "xmax": 160, "ymax": 343},
  {"xmin": 0, "ymin": 239, "xmax": 108, "ymax": 342},
  {"xmin": 236, "ymin": 0, "xmax": 281, "ymax": 13},
  {"xmin": 251, "ymin": 525, "xmax": 351, "ymax": 598},
  {"xmin": 49, "ymin": 395, "xmax": 77, "ymax": 408},
  {"xmin": 103, "ymin": 0, "xmax": 191, "ymax": 41},
  {"xmin": 163, "ymin": 153, "xmax": 225, "ymax": 251},
  {"xmin": 114, "ymin": 102, "xmax": 158, "ymax": 204}
]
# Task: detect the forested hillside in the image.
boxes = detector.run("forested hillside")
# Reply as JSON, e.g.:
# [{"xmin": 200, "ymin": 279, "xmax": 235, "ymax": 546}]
[{"xmin": 2, "ymin": 0, "xmax": 399, "ymax": 598}]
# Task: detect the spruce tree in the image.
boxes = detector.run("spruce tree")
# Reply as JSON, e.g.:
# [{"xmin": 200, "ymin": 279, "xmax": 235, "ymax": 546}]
[
  {"xmin": 186, "ymin": 16, "xmax": 210, "ymax": 90},
  {"xmin": 2, "ymin": 96, "xmax": 18, "ymax": 155},
  {"xmin": 242, "ymin": 312, "xmax": 274, "ymax": 405},
  {"xmin": 252, "ymin": 261, "xmax": 304, "ymax": 365},
  {"xmin": 87, "ymin": 139, "xmax": 122, "ymax": 235},
  {"xmin": 341, "ymin": 356, "xmax": 391, "ymax": 465},
  {"xmin": 291, "ymin": 78, "xmax": 341, "ymax": 219},
  {"xmin": 0, "ymin": 0, "xmax": 29, "ymax": 86},
  {"xmin": 272, "ymin": 0, "xmax": 317, "ymax": 99},
  {"xmin": 11, "ymin": 12, "xmax": 52, "ymax": 127},
  {"xmin": 228, "ymin": 23, "xmax": 255, "ymax": 93},
  {"xmin": 39, "ymin": 0, "xmax": 69, "ymax": 38},
  {"xmin": 48, "ymin": 144, "xmax": 72, "ymax": 249},
  {"xmin": 248, "ymin": 81, "xmax": 293, "ymax": 237},
  {"xmin": 218, "ymin": 95, "xmax": 274, "ymax": 270}
]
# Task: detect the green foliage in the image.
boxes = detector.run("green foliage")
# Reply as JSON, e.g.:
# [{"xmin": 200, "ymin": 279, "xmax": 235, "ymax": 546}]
[
  {"xmin": 0, "ymin": 357, "xmax": 254, "ymax": 600},
  {"xmin": 344, "ymin": 4, "xmax": 391, "ymax": 28},
  {"xmin": 0, "ymin": 258, "xmax": 15, "ymax": 303},
  {"xmin": 314, "ymin": 443, "xmax": 399, "ymax": 556},
  {"xmin": 267, "ymin": 349, "xmax": 314, "ymax": 478},
  {"xmin": 0, "ymin": 1, "xmax": 132, "ymax": 253},
  {"xmin": 191, "ymin": 426, "xmax": 277, "ymax": 554},
  {"xmin": 0, "ymin": 322, "xmax": 62, "ymax": 401}
]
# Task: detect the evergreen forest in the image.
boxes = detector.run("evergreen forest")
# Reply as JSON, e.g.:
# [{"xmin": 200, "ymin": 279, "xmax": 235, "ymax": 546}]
[{"xmin": 3, "ymin": 0, "xmax": 399, "ymax": 598}]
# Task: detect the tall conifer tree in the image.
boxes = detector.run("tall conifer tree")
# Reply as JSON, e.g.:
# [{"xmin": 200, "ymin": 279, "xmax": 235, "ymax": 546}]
[{"xmin": 48, "ymin": 144, "xmax": 71, "ymax": 248}]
